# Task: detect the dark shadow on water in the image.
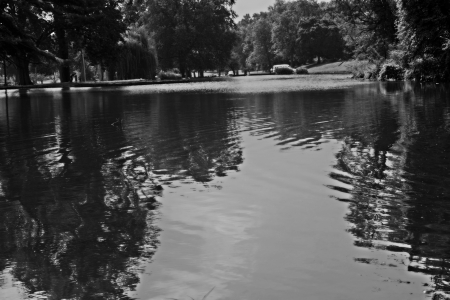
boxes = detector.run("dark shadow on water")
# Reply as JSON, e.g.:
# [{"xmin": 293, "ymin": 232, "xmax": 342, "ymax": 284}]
[
  {"xmin": 329, "ymin": 82, "xmax": 450, "ymax": 297},
  {"xmin": 0, "ymin": 92, "xmax": 159, "ymax": 299},
  {"xmin": 0, "ymin": 90, "xmax": 244, "ymax": 299}
]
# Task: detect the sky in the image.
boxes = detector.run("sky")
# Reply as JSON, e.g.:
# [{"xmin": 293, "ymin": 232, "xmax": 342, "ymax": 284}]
[
  {"xmin": 234, "ymin": 0, "xmax": 331, "ymax": 19},
  {"xmin": 234, "ymin": 0, "xmax": 275, "ymax": 18}
]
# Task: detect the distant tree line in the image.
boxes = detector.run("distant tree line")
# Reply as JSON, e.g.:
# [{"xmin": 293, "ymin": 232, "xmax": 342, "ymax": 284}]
[
  {"xmin": 230, "ymin": 0, "xmax": 450, "ymax": 81},
  {"xmin": 229, "ymin": 0, "xmax": 346, "ymax": 74},
  {"xmin": 1, "ymin": 0, "xmax": 449, "ymax": 85}
]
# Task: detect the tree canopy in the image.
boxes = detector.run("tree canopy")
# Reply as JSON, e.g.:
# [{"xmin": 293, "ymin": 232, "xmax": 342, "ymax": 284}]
[
  {"xmin": 144, "ymin": 0, "xmax": 237, "ymax": 77},
  {"xmin": 297, "ymin": 18, "xmax": 345, "ymax": 63},
  {"xmin": 2, "ymin": 0, "xmax": 450, "ymax": 84},
  {"xmin": 0, "ymin": 0, "xmax": 126, "ymax": 84}
]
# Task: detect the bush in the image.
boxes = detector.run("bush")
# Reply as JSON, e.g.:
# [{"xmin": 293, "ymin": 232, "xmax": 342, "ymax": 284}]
[
  {"xmin": 378, "ymin": 63, "xmax": 404, "ymax": 81},
  {"xmin": 405, "ymin": 56, "xmax": 441, "ymax": 82},
  {"xmin": 295, "ymin": 67, "xmax": 309, "ymax": 74},
  {"xmin": 346, "ymin": 60, "xmax": 376, "ymax": 79},
  {"xmin": 364, "ymin": 71, "xmax": 374, "ymax": 80},
  {"xmin": 30, "ymin": 73, "xmax": 46, "ymax": 84},
  {"xmin": 388, "ymin": 50, "xmax": 408, "ymax": 67},
  {"xmin": 275, "ymin": 66, "xmax": 295, "ymax": 74},
  {"xmin": 158, "ymin": 70, "xmax": 182, "ymax": 80}
]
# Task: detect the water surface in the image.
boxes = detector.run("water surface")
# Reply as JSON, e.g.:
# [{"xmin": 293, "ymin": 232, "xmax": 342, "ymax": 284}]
[{"xmin": 0, "ymin": 76, "xmax": 449, "ymax": 299}]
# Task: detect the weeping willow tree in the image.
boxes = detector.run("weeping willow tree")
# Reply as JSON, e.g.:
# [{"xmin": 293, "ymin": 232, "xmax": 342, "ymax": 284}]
[{"xmin": 114, "ymin": 27, "xmax": 157, "ymax": 80}]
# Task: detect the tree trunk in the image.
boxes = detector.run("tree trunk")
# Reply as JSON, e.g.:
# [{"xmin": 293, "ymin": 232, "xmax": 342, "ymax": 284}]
[
  {"xmin": 13, "ymin": 55, "xmax": 32, "ymax": 85},
  {"xmin": 3, "ymin": 59, "xmax": 8, "ymax": 86},
  {"xmin": 107, "ymin": 65, "xmax": 116, "ymax": 81},
  {"xmin": 317, "ymin": 56, "xmax": 321, "ymax": 64},
  {"xmin": 99, "ymin": 64, "xmax": 104, "ymax": 81},
  {"xmin": 179, "ymin": 62, "xmax": 186, "ymax": 78},
  {"xmin": 55, "ymin": 26, "xmax": 70, "ymax": 83}
]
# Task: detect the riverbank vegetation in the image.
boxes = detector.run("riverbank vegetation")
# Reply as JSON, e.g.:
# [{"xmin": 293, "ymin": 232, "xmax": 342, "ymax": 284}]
[{"xmin": 1, "ymin": 0, "xmax": 449, "ymax": 85}]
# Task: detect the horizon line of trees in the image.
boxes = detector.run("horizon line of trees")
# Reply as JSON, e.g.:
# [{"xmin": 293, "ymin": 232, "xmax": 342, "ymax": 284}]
[{"xmin": 1, "ymin": 0, "xmax": 449, "ymax": 85}]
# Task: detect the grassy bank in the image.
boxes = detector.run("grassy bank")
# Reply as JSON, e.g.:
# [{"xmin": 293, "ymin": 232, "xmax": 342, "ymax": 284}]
[
  {"xmin": 307, "ymin": 61, "xmax": 354, "ymax": 74},
  {"xmin": 0, "ymin": 77, "xmax": 230, "ymax": 91}
]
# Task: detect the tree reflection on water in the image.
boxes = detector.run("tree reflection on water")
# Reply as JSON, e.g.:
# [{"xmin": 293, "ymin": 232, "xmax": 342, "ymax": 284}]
[
  {"xmin": 330, "ymin": 83, "xmax": 450, "ymax": 297},
  {"xmin": 0, "ymin": 90, "xmax": 243, "ymax": 299},
  {"xmin": 1, "ymin": 82, "xmax": 450, "ymax": 299}
]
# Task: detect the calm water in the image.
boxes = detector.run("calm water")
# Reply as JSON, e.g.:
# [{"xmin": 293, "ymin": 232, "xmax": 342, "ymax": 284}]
[{"xmin": 0, "ymin": 76, "xmax": 449, "ymax": 300}]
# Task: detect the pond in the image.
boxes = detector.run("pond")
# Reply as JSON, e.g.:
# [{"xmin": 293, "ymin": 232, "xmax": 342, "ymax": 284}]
[{"xmin": 0, "ymin": 75, "xmax": 449, "ymax": 300}]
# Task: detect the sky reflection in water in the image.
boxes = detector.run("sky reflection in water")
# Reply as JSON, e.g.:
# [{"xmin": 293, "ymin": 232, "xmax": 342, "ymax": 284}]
[{"xmin": 0, "ymin": 79, "xmax": 449, "ymax": 299}]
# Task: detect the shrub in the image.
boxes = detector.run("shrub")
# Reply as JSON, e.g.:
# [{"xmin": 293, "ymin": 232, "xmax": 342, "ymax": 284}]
[
  {"xmin": 364, "ymin": 71, "xmax": 374, "ymax": 80},
  {"xmin": 275, "ymin": 66, "xmax": 295, "ymax": 75},
  {"xmin": 158, "ymin": 70, "xmax": 182, "ymax": 80},
  {"xmin": 30, "ymin": 73, "xmax": 46, "ymax": 84},
  {"xmin": 406, "ymin": 56, "xmax": 441, "ymax": 82},
  {"xmin": 388, "ymin": 50, "xmax": 408, "ymax": 67},
  {"xmin": 378, "ymin": 63, "xmax": 404, "ymax": 81},
  {"xmin": 295, "ymin": 67, "xmax": 309, "ymax": 74},
  {"xmin": 346, "ymin": 60, "xmax": 376, "ymax": 79}
]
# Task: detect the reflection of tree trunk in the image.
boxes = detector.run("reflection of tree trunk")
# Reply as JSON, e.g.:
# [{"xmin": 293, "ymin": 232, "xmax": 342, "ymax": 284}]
[
  {"xmin": 13, "ymin": 55, "xmax": 32, "ymax": 85},
  {"xmin": 55, "ymin": 25, "xmax": 70, "ymax": 83}
]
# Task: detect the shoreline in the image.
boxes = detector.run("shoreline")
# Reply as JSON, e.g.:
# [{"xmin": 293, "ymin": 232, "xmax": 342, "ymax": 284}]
[
  {"xmin": 0, "ymin": 74, "xmax": 375, "ymax": 96},
  {"xmin": 0, "ymin": 76, "xmax": 232, "ymax": 91},
  {"xmin": 0, "ymin": 72, "xmax": 357, "ymax": 91}
]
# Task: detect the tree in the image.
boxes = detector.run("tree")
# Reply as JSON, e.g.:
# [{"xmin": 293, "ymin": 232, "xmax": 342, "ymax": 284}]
[
  {"xmin": 51, "ymin": 0, "xmax": 126, "ymax": 82},
  {"xmin": 272, "ymin": 10, "xmax": 300, "ymax": 65},
  {"xmin": 335, "ymin": 0, "xmax": 397, "ymax": 59},
  {"xmin": 0, "ymin": 0, "xmax": 61, "ymax": 85},
  {"xmin": 230, "ymin": 14, "xmax": 254, "ymax": 74},
  {"xmin": 0, "ymin": 0, "xmax": 126, "ymax": 84},
  {"xmin": 296, "ymin": 18, "xmax": 345, "ymax": 63},
  {"xmin": 397, "ymin": 0, "xmax": 450, "ymax": 80},
  {"xmin": 145, "ymin": 0, "xmax": 237, "ymax": 78},
  {"xmin": 115, "ymin": 26, "xmax": 157, "ymax": 80},
  {"xmin": 247, "ymin": 17, "xmax": 275, "ymax": 70},
  {"xmin": 83, "ymin": 1, "xmax": 127, "ymax": 80}
]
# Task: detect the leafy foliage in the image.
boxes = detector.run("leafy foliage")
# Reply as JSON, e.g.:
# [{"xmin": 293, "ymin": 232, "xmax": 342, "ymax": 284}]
[
  {"xmin": 144, "ymin": 0, "xmax": 237, "ymax": 77},
  {"xmin": 271, "ymin": 0, "xmax": 321, "ymax": 64},
  {"xmin": 158, "ymin": 70, "xmax": 182, "ymax": 80},
  {"xmin": 297, "ymin": 18, "xmax": 345, "ymax": 63},
  {"xmin": 335, "ymin": 0, "xmax": 397, "ymax": 59},
  {"xmin": 114, "ymin": 26, "xmax": 157, "ymax": 80},
  {"xmin": 4, "ymin": 0, "xmax": 449, "ymax": 84},
  {"xmin": 295, "ymin": 66, "xmax": 309, "ymax": 74},
  {"xmin": 0, "ymin": 0, "xmax": 126, "ymax": 84},
  {"xmin": 397, "ymin": 0, "xmax": 450, "ymax": 80},
  {"xmin": 247, "ymin": 17, "xmax": 275, "ymax": 70},
  {"xmin": 377, "ymin": 63, "xmax": 404, "ymax": 81}
]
